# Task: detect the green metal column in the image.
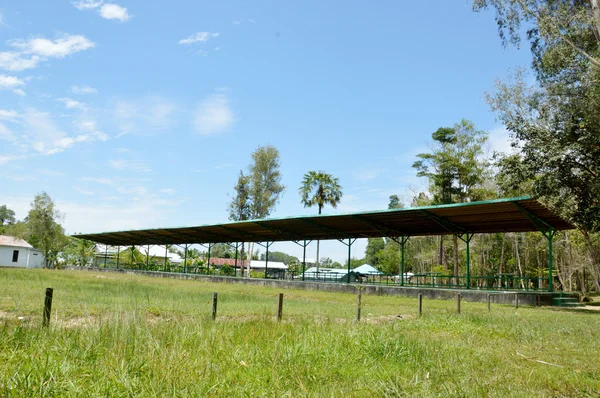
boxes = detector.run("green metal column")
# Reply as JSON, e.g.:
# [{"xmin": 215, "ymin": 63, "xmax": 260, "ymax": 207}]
[
  {"xmin": 347, "ymin": 238, "xmax": 352, "ymax": 283},
  {"xmin": 131, "ymin": 246, "xmax": 135, "ymax": 268},
  {"xmin": 400, "ymin": 236, "xmax": 406, "ymax": 286},
  {"xmin": 234, "ymin": 242, "xmax": 239, "ymax": 277},
  {"xmin": 183, "ymin": 244, "xmax": 188, "ymax": 274},
  {"xmin": 548, "ymin": 227, "xmax": 554, "ymax": 292},
  {"xmin": 164, "ymin": 245, "xmax": 168, "ymax": 272},
  {"xmin": 466, "ymin": 233, "xmax": 472, "ymax": 289},
  {"xmin": 302, "ymin": 240, "xmax": 307, "ymax": 281},
  {"xmin": 116, "ymin": 246, "xmax": 120, "ymax": 269},
  {"xmin": 207, "ymin": 243, "xmax": 212, "ymax": 271},
  {"xmin": 104, "ymin": 245, "xmax": 108, "ymax": 268},
  {"xmin": 264, "ymin": 242, "xmax": 271, "ymax": 279}
]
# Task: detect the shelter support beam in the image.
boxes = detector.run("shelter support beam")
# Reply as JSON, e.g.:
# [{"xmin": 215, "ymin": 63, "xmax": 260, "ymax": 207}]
[
  {"xmin": 234, "ymin": 242, "xmax": 239, "ymax": 277},
  {"xmin": 164, "ymin": 245, "xmax": 168, "ymax": 272},
  {"xmin": 512, "ymin": 202, "xmax": 555, "ymax": 292},
  {"xmin": 183, "ymin": 244, "xmax": 188, "ymax": 274},
  {"xmin": 104, "ymin": 245, "xmax": 108, "ymax": 268},
  {"xmin": 338, "ymin": 238, "xmax": 357, "ymax": 283},
  {"xmin": 256, "ymin": 241, "xmax": 273, "ymax": 279},
  {"xmin": 293, "ymin": 240, "xmax": 312, "ymax": 281}
]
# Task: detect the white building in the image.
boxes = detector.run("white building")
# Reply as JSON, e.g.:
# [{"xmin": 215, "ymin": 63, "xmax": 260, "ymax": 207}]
[{"xmin": 0, "ymin": 235, "xmax": 45, "ymax": 268}]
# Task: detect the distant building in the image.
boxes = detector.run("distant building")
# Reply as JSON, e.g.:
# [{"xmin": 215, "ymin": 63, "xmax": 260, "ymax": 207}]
[
  {"xmin": 299, "ymin": 267, "xmax": 358, "ymax": 283},
  {"xmin": 0, "ymin": 235, "xmax": 45, "ymax": 268}
]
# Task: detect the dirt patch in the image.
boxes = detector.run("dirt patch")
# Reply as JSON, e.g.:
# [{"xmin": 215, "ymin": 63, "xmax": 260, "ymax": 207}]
[
  {"xmin": 61, "ymin": 316, "xmax": 97, "ymax": 328},
  {"xmin": 364, "ymin": 314, "xmax": 415, "ymax": 324}
]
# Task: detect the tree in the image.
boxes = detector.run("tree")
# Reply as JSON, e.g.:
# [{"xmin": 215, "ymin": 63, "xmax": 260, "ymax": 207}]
[
  {"xmin": 413, "ymin": 120, "xmax": 489, "ymax": 278},
  {"xmin": 474, "ymin": 1, "xmax": 600, "ymax": 287},
  {"xmin": 365, "ymin": 237, "xmax": 385, "ymax": 266},
  {"xmin": 249, "ymin": 145, "xmax": 285, "ymax": 219},
  {"xmin": 388, "ymin": 195, "xmax": 403, "ymax": 209},
  {"xmin": 228, "ymin": 171, "xmax": 252, "ymax": 276},
  {"xmin": 25, "ymin": 192, "xmax": 67, "ymax": 268},
  {"xmin": 299, "ymin": 171, "xmax": 343, "ymax": 271},
  {"xmin": 61, "ymin": 237, "xmax": 96, "ymax": 267},
  {"xmin": 229, "ymin": 145, "xmax": 285, "ymax": 277},
  {"xmin": 0, "ymin": 205, "xmax": 16, "ymax": 227}
]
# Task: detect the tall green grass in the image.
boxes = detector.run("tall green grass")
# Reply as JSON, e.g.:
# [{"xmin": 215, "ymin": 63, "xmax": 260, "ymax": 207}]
[{"xmin": 1, "ymin": 269, "xmax": 599, "ymax": 397}]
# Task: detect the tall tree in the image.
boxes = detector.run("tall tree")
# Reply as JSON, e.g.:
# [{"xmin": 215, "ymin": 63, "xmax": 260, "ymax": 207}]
[
  {"xmin": 299, "ymin": 171, "xmax": 343, "ymax": 271},
  {"xmin": 25, "ymin": 192, "xmax": 67, "ymax": 268},
  {"xmin": 229, "ymin": 145, "xmax": 285, "ymax": 276},
  {"xmin": 0, "ymin": 205, "xmax": 16, "ymax": 227},
  {"xmin": 228, "ymin": 170, "xmax": 252, "ymax": 276},
  {"xmin": 474, "ymin": 0, "xmax": 600, "ymax": 287},
  {"xmin": 249, "ymin": 145, "xmax": 285, "ymax": 219},
  {"xmin": 388, "ymin": 195, "xmax": 403, "ymax": 209},
  {"xmin": 413, "ymin": 120, "xmax": 489, "ymax": 277}
]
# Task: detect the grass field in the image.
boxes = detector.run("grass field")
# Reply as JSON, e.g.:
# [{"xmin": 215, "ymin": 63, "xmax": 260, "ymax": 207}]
[{"xmin": 1, "ymin": 269, "xmax": 599, "ymax": 397}]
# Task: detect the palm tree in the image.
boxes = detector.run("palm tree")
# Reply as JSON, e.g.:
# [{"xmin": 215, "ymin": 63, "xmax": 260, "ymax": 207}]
[{"xmin": 299, "ymin": 171, "xmax": 343, "ymax": 271}]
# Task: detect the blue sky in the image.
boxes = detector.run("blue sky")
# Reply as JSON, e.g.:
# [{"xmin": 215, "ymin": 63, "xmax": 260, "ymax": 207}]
[{"xmin": 0, "ymin": 1, "xmax": 531, "ymax": 261}]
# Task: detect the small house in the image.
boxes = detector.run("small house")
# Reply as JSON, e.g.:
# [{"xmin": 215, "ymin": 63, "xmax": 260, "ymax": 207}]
[{"xmin": 0, "ymin": 235, "xmax": 45, "ymax": 268}]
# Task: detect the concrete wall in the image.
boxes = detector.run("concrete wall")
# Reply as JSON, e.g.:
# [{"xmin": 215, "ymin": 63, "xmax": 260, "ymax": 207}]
[
  {"xmin": 68, "ymin": 267, "xmax": 556, "ymax": 306},
  {"xmin": 0, "ymin": 246, "xmax": 44, "ymax": 268}
]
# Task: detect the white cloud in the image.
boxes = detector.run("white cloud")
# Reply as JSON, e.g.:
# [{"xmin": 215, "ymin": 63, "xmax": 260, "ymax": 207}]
[
  {"xmin": 0, "ymin": 52, "xmax": 40, "ymax": 71},
  {"xmin": 160, "ymin": 188, "xmax": 175, "ymax": 195},
  {"xmin": 71, "ymin": 85, "xmax": 97, "ymax": 95},
  {"xmin": 0, "ymin": 109, "xmax": 19, "ymax": 121},
  {"xmin": 232, "ymin": 19, "xmax": 243, "ymax": 25},
  {"xmin": 99, "ymin": 4, "xmax": 131, "ymax": 22},
  {"xmin": 0, "ymin": 122, "xmax": 15, "ymax": 141},
  {"xmin": 73, "ymin": 186, "xmax": 95, "ymax": 196},
  {"xmin": 179, "ymin": 32, "xmax": 219, "ymax": 45},
  {"xmin": 12, "ymin": 88, "xmax": 26, "ymax": 96},
  {"xmin": 21, "ymin": 108, "xmax": 108, "ymax": 155},
  {"xmin": 352, "ymin": 168, "xmax": 389, "ymax": 182},
  {"xmin": 114, "ymin": 96, "xmax": 177, "ymax": 135},
  {"xmin": 37, "ymin": 168, "xmax": 65, "ymax": 177},
  {"xmin": 248, "ymin": 19, "xmax": 256, "ymax": 24},
  {"xmin": 72, "ymin": 0, "xmax": 103, "ymax": 10},
  {"xmin": 193, "ymin": 93, "xmax": 234, "ymax": 135},
  {"xmin": 109, "ymin": 159, "xmax": 152, "ymax": 173},
  {"xmin": 0, "ymin": 74, "xmax": 24, "ymax": 89},
  {"xmin": 11, "ymin": 34, "xmax": 95, "ymax": 58},
  {"xmin": 81, "ymin": 176, "xmax": 113, "ymax": 184},
  {"xmin": 58, "ymin": 97, "xmax": 86, "ymax": 110}
]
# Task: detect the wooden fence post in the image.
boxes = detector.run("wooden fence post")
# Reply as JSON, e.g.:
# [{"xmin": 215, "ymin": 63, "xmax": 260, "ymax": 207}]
[
  {"xmin": 487, "ymin": 294, "xmax": 491, "ymax": 312},
  {"xmin": 212, "ymin": 292, "xmax": 218, "ymax": 320},
  {"xmin": 43, "ymin": 288, "xmax": 53, "ymax": 327},
  {"xmin": 418, "ymin": 294, "xmax": 423, "ymax": 317},
  {"xmin": 515, "ymin": 293, "xmax": 519, "ymax": 309},
  {"xmin": 456, "ymin": 294, "xmax": 461, "ymax": 314},
  {"xmin": 356, "ymin": 289, "xmax": 362, "ymax": 322},
  {"xmin": 277, "ymin": 293, "xmax": 283, "ymax": 321}
]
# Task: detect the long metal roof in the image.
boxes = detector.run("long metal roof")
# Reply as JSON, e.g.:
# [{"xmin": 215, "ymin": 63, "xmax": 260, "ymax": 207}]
[{"xmin": 74, "ymin": 196, "xmax": 574, "ymax": 246}]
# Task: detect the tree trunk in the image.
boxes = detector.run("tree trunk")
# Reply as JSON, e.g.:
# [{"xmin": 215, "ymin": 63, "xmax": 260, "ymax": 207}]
[
  {"xmin": 582, "ymin": 229, "xmax": 600, "ymax": 291},
  {"xmin": 316, "ymin": 205, "xmax": 322, "ymax": 272},
  {"xmin": 515, "ymin": 234, "xmax": 524, "ymax": 289},
  {"xmin": 453, "ymin": 235, "xmax": 459, "ymax": 285},
  {"xmin": 590, "ymin": 0, "xmax": 600, "ymax": 41},
  {"xmin": 439, "ymin": 236, "xmax": 445, "ymax": 270}
]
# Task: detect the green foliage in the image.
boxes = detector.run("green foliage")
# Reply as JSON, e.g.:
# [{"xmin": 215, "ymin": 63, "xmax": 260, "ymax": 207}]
[
  {"xmin": 25, "ymin": 192, "xmax": 68, "ymax": 268},
  {"xmin": 388, "ymin": 195, "xmax": 403, "ymax": 209},
  {"xmin": 248, "ymin": 145, "xmax": 285, "ymax": 219},
  {"xmin": 365, "ymin": 238, "xmax": 385, "ymax": 266},
  {"xmin": 210, "ymin": 243, "xmax": 233, "ymax": 259},
  {"xmin": 220, "ymin": 265, "xmax": 235, "ymax": 276},
  {"xmin": 228, "ymin": 170, "xmax": 252, "ymax": 222},
  {"xmin": 0, "ymin": 205, "xmax": 16, "ymax": 227},
  {"xmin": 299, "ymin": 171, "xmax": 343, "ymax": 215},
  {"xmin": 61, "ymin": 237, "xmax": 96, "ymax": 267},
  {"xmin": 259, "ymin": 251, "xmax": 299, "ymax": 264},
  {"xmin": 413, "ymin": 120, "xmax": 490, "ymax": 205}
]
